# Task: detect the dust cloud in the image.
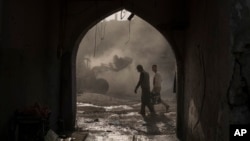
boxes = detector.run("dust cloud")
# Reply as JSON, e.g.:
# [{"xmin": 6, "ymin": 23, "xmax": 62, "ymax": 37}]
[{"xmin": 76, "ymin": 13, "xmax": 176, "ymax": 100}]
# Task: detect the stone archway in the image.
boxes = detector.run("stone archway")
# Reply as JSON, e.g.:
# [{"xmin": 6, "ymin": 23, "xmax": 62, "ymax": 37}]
[
  {"xmin": 75, "ymin": 10, "xmax": 178, "ymax": 137},
  {"xmin": 60, "ymin": 3, "xmax": 185, "ymax": 140}
]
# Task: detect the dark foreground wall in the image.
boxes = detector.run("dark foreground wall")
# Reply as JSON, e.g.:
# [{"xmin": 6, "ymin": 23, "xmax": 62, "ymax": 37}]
[
  {"xmin": 0, "ymin": 0, "xmax": 61, "ymax": 139},
  {"xmin": 184, "ymin": 0, "xmax": 231, "ymax": 140},
  {"xmin": 184, "ymin": 0, "xmax": 250, "ymax": 140}
]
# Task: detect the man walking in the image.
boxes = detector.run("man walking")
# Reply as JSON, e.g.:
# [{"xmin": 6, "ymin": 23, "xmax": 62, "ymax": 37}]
[
  {"xmin": 151, "ymin": 64, "xmax": 169, "ymax": 112},
  {"xmin": 135, "ymin": 65, "xmax": 155, "ymax": 116}
]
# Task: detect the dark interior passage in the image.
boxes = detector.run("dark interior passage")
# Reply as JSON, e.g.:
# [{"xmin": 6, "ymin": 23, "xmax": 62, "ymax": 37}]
[{"xmin": 0, "ymin": 0, "xmax": 250, "ymax": 140}]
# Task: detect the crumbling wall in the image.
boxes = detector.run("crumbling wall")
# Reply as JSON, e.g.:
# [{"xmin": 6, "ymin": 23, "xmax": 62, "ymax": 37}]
[
  {"xmin": 228, "ymin": 0, "xmax": 250, "ymax": 125},
  {"xmin": 215, "ymin": 1, "xmax": 250, "ymax": 140}
]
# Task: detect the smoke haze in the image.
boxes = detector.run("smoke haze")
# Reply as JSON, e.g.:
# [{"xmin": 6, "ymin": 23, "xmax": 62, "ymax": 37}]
[{"xmin": 76, "ymin": 13, "xmax": 176, "ymax": 100}]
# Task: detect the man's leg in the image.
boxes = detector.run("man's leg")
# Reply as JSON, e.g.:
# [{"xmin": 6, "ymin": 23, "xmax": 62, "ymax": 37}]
[
  {"xmin": 147, "ymin": 103, "xmax": 156, "ymax": 115},
  {"xmin": 140, "ymin": 96, "xmax": 146, "ymax": 115},
  {"xmin": 160, "ymin": 99, "xmax": 169, "ymax": 112},
  {"xmin": 145, "ymin": 94, "xmax": 156, "ymax": 114},
  {"xmin": 140, "ymin": 103, "xmax": 146, "ymax": 116},
  {"xmin": 155, "ymin": 87, "xmax": 169, "ymax": 112}
]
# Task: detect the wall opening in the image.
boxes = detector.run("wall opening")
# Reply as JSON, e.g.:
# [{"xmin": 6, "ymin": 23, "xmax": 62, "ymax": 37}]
[{"xmin": 74, "ymin": 9, "xmax": 178, "ymax": 139}]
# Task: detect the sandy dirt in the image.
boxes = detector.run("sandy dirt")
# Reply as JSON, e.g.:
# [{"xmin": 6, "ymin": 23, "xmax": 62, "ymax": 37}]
[{"xmin": 75, "ymin": 92, "xmax": 177, "ymax": 140}]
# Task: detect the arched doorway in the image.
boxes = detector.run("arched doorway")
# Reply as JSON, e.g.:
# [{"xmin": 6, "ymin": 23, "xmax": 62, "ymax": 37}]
[
  {"xmin": 60, "ymin": 4, "xmax": 184, "ymax": 140},
  {"xmin": 73, "ymin": 9, "xmax": 179, "ymax": 140}
]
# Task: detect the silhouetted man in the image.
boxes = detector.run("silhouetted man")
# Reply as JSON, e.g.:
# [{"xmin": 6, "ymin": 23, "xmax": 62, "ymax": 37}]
[
  {"xmin": 151, "ymin": 64, "xmax": 169, "ymax": 112},
  {"xmin": 135, "ymin": 65, "xmax": 155, "ymax": 116}
]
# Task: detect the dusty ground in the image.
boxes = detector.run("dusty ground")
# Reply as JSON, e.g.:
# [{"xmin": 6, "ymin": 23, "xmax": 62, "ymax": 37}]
[{"xmin": 75, "ymin": 92, "xmax": 178, "ymax": 141}]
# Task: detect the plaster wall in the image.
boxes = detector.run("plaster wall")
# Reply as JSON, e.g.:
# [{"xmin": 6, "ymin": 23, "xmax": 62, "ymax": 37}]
[{"xmin": 184, "ymin": 0, "xmax": 231, "ymax": 140}]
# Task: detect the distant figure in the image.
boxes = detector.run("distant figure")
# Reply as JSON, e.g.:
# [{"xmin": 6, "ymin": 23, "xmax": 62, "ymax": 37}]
[
  {"xmin": 151, "ymin": 64, "xmax": 169, "ymax": 112},
  {"xmin": 134, "ymin": 65, "xmax": 155, "ymax": 116}
]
